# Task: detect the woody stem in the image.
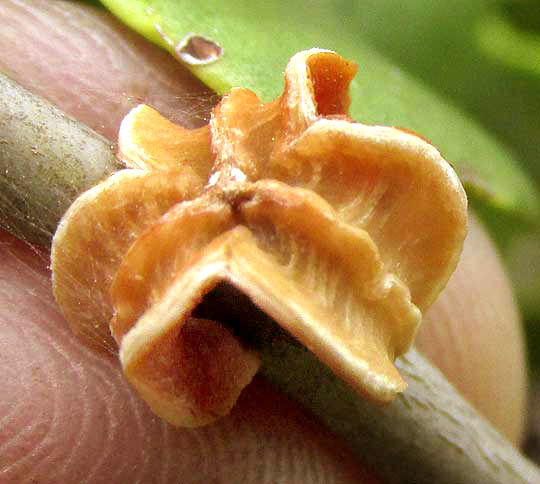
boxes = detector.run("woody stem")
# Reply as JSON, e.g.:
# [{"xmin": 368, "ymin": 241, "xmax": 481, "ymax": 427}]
[{"xmin": 0, "ymin": 72, "xmax": 120, "ymax": 246}]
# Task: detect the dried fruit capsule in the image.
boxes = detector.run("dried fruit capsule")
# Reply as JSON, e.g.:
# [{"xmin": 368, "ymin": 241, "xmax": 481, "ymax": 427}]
[{"xmin": 52, "ymin": 49, "xmax": 467, "ymax": 426}]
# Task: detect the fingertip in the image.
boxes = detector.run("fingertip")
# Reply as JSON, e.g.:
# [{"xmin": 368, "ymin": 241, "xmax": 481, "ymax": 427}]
[{"xmin": 416, "ymin": 212, "xmax": 527, "ymax": 445}]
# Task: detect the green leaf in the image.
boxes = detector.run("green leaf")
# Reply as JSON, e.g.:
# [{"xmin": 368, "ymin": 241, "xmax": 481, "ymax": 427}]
[{"xmin": 100, "ymin": 0, "xmax": 540, "ymax": 226}]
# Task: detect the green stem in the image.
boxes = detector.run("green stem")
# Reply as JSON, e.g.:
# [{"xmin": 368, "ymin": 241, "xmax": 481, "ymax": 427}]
[
  {"xmin": 261, "ymin": 337, "xmax": 538, "ymax": 483},
  {"xmin": 0, "ymin": 72, "xmax": 120, "ymax": 246}
]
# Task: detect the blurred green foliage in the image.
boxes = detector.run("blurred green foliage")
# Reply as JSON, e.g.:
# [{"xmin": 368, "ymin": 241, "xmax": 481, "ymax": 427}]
[{"xmin": 338, "ymin": 0, "xmax": 540, "ymax": 192}]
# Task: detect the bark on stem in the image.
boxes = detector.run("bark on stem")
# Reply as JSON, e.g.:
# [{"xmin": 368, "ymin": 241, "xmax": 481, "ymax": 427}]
[
  {"xmin": 0, "ymin": 72, "xmax": 120, "ymax": 246},
  {"xmin": 1, "ymin": 73, "xmax": 538, "ymax": 484},
  {"xmin": 258, "ymin": 329, "xmax": 539, "ymax": 483}
]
